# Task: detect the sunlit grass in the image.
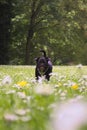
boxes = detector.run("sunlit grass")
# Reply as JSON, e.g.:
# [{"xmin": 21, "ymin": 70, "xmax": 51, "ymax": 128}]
[{"xmin": 0, "ymin": 65, "xmax": 87, "ymax": 130}]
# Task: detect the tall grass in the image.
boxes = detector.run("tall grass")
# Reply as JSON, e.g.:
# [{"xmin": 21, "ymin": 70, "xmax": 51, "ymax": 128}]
[{"xmin": 0, "ymin": 65, "xmax": 87, "ymax": 130}]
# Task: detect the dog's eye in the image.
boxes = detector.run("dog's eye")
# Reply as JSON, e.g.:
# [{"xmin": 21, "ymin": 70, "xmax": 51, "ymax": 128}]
[
  {"xmin": 40, "ymin": 61, "xmax": 44, "ymax": 63},
  {"xmin": 39, "ymin": 59, "xmax": 44, "ymax": 63}
]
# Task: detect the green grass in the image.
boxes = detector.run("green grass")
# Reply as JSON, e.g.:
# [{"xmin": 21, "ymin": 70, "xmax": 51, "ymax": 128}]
[{"xmin": 0, "ymin": 65, "xmax": 87, "ymax": 130}]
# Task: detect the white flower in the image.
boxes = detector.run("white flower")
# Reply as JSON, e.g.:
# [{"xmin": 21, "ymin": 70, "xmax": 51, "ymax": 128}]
[
  {"xmin": 37, "ymin": 106, "xmax": 44, "ymax": 111},
  {"xmin": 31, "ymin": 79, "xmax": 37, "ymax": 83},
  {"xmin": 58, "ymin": 89, "xmax": 62, "ymax": 94},
  {"xmin": 15, "ymin": 109, "xmax": 27, "ymax": 116},
  {"xmin": 38, "ymin": 76, "xmax": 46, "ymax": 84},
  {"xmin": 67, "ymin": 80, "xmax": 75, "ymax": 87},
  {"xmin": 75, "ymin": 95, "xmax": 84, "ymax": 100},
  {"xmin": 51, "ymin": 98, "xmax": 87, "ymax": 130},
  {"xmin": 4, "ymin": 113, "xmax": 18, "ymax": 121},
  {"xmin": 13, "ymin": 84, "xmax": 21, "ymax": 89},
  {"xmin": 20, "ymin": 116, "xmax": 31, "ymax": 122},
  {"xmin": 76, "ymin": 64, "xmax": 83, "ymax": 69},
  {"xmin": 60, "ymin": 92, "xmax": 66, "ymax": 97},
  {"xmin": 17, "ymin": 92, "xmax": 26, "ymax": 99},
  {"xmin": 50, "ymin": 72, "xmax": 58, "ymax": 77},
  {"xmin": 60, "ymin": 92, "xmax": 67, "ymax": 100},
  {"xmin": 82, "ymin": 75, "xmax": 87, "ymax": 80},
  {"xmin": 34, "ymin": 84, "xmax": 53, "ymax": 96},
  {"xmin": 26, "ymin": 96, "xmax": 32, "ymax": 101},
  {"xmin": 2, "ymin": 75, "xmax": 12, "ymax": 85},
  {"xmin": 6, "ymin": 90, "xmax": 16, "ymax": 94},
  {"xmin": 59, "ymin": 75, "xmax": 66, "ymax": 80}
]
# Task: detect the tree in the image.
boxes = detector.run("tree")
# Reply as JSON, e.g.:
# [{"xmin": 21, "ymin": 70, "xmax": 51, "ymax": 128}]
[
  {"xmin": 11, "ymin": 0, "xmax": 87, "ymax": 65},
  {"xmin": 0, "ymin": 0, "xmax": 12, "ymax": 64},
  {"xmin": 25, "ymin": 0, "xmax": 45, "ymax": 64}
]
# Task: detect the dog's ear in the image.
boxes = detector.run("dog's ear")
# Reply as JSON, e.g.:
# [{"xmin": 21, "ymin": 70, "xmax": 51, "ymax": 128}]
[{"xmin": 34, "ymin": 57, "xmax": 40, "ymax": 63}]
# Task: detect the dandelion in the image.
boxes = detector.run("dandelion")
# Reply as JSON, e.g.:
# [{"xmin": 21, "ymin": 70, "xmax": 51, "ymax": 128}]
[
  {"xmin": 71, "ymin": 84, "xmax": 78, "ymax": 90},
  {"xmin": 17, "ymin": 81, "xmax": 27, "ymax": 87}
]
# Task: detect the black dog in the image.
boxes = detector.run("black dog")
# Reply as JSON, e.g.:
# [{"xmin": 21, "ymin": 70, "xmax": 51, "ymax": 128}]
[{"xmin": 35, "ymin": 50, "xmax": 52, "ymax": 81}]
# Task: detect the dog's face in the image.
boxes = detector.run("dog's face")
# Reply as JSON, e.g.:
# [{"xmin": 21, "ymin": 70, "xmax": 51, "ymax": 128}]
[{"xmin": 36, "ymin": 57, "xmax": 48, "ymax": 72}]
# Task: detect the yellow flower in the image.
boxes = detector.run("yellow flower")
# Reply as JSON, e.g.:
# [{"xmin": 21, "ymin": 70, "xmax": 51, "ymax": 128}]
[
  {"xmin": 58, "ymin": 83, "xmax": 62, "ymax": 86},
  {"xmin": 71, "ymin": 84, "xmax": 78, "ymax": 90},
  {"xmin": 17, "ymin": 81, "xmax": 27, "ymax": 87}
]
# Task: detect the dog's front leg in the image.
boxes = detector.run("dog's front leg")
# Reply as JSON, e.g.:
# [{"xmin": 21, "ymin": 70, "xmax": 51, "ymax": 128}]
[
  {"xmin": 45, "ymin": 74, "xmax": 50, "ymax": 81},
  {"xmin": 35, "ymin": 68, "xmax": 41, "ymax": 80}
]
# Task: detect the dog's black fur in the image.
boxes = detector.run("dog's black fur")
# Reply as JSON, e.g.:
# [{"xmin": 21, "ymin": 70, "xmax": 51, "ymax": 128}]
[{"xmin": 35, "ymin": 50, "xmax": 52, "ymax": 81}]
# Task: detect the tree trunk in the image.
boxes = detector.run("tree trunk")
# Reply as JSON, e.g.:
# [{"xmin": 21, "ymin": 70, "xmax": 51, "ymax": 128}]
[
  {"xmin": 0, "ymin": 1, "xmax": 11, "ymax": 64},
  {"xmin": 25, "ymin": 0, "xmax": 44, "ymax": 65},
  {"xmin": 25, "ymin": 38, "xmax": 33, "ymax": 65},
  {"xmin": 25, "ymin": 26, "xmax": 34, "ymax": 65}
]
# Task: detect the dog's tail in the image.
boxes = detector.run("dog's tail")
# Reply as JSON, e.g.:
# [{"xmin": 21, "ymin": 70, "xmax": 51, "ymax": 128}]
[{"xmin": 40, "ymin": 50, "xmax": 46, "ymax": 57}]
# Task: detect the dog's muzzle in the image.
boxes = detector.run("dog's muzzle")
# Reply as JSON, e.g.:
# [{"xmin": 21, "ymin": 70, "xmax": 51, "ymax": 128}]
[{"xmin": 39, "ymin": 64, "xmax": 46, "ymax": 72}]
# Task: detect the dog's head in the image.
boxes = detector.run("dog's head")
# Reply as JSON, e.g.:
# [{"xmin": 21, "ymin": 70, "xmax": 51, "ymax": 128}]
[{"xmin": 35, "ymin": 56, "xmax": 48, "ymax": 72}]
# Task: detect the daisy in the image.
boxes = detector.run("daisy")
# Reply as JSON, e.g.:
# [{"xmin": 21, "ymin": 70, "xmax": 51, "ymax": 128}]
[{"xmin": 2, "ymin": 75, "xmax": 12, "ymax": 85}]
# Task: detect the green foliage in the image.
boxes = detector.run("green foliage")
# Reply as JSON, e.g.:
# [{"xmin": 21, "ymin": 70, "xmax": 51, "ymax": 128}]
[
  {"xmin": 1, "ymin": 0, "xmax": 86, "ymax": 64},
  {"xmin": 0, "ymin": 0, "xmax": 7, "ymax": 3}
]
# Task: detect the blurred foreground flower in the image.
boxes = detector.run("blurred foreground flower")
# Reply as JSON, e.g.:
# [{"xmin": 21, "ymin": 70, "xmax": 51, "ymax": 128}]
[
  {"xmin": 17, "ymin": 81, "xmax": 27, "ymax": 87},
  {"xmin": 15, "ymin": 109, "xmax": 27, "ymax": 116},
  {"xmin": 34, "ymin": 84, "xmax": 53, "ymax": 96},
  {"xmin": 4, "ymin": 113, "xmax": 18, "ymax": 122},
  {"xmin": 51, "ymin": 98, "xmax": 87, "ymax": 130},
  {"xmin": 4, "ymin": 112, "xmax": 31, "ymax": 122},
  {"xmin": 2, "ymin": 75, "xmax": 12, "ymax": 85},
  {"xmin": 17, "ymin": 92, "xmax": 26, "ymax": 99},
  {"xmin": 6, "ymin": 90, "xmax": 16, "ymax": 94},
  {"xmin": 76, "ymin": 64, "xmax": 83, "ymax": 69},
  {"xmin": 38, "ymin": 76, "xmax": 46, "ymax": 84}
]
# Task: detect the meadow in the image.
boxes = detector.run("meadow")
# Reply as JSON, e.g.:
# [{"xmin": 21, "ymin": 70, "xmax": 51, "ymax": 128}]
[{"xmin": 0, "ymin": 65, "xmax": 87, "ymax": 130}]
